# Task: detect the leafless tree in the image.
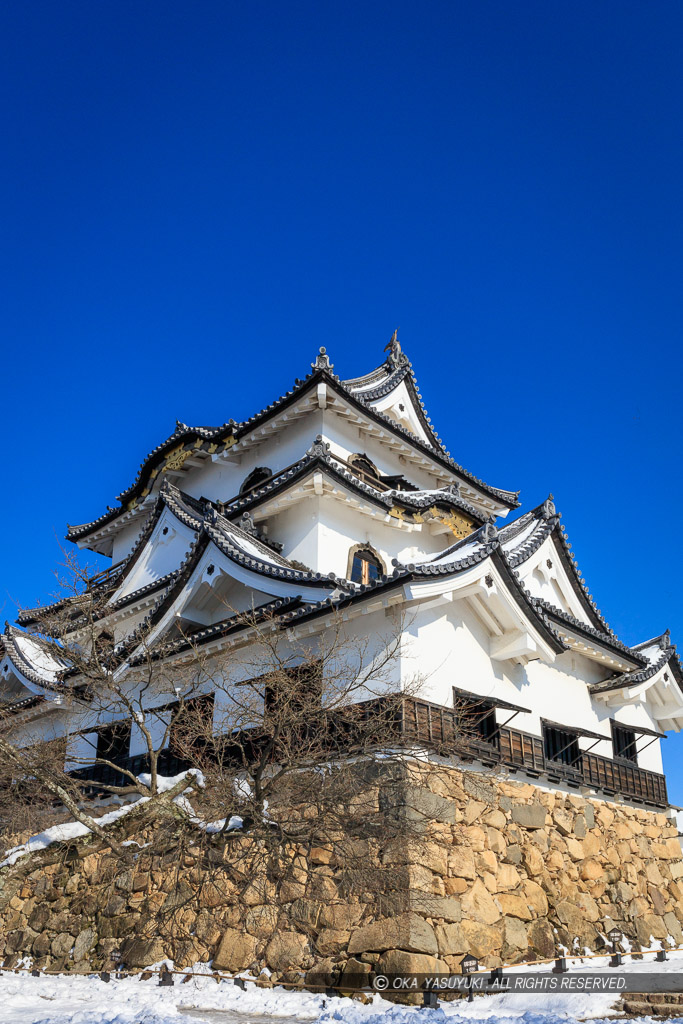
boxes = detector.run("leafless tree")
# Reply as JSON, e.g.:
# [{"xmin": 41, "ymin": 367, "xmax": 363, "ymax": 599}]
[{"xmin": 1, "ymin": 551, "xmax": 492, "ymax": 933}]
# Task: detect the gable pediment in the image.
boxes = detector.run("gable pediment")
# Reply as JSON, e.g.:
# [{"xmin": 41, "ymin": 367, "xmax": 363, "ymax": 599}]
[
  {"xmin": 109, "ymin": 505, "xmax": 198, "ymax": 605},
  {"xmin": 515, "ymin": 533, "xmax": 593, "ymax": 626}
]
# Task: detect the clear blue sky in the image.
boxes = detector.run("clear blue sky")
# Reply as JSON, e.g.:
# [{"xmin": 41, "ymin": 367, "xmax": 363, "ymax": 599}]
[{"xmin": 2, "ymin": 2, "xmax": 682, "ymax": 796}]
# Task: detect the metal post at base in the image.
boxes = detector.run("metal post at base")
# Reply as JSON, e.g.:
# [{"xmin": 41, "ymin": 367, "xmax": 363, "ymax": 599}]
[
  {"xmin": 159, "ymin": 967, "xmax": 174, "ymax": 987},
  {"xmin": 422, "ymin": 988, "xmax": 439, "ymax": 1009},
  {"xmin": 31, "ymin": 969, "xmax": 40, "ymax": 978},
  {"xmin": 608, "ymin": 927, "xmax": 623, "ymax": 969},
  {"xmin": 552, "ymin": 957, "xmax": 568, "ymax": 974},
  {"xmin": 656, "ymin": 950, "xmax": 668, "ymax": 962},
  {"xmin": 468, "ymin": 977, "xmax": 474, "ymax": 1003},
  {"xmin": 99, "ymin": 972, "xmax": 110, "ymax": 983}
]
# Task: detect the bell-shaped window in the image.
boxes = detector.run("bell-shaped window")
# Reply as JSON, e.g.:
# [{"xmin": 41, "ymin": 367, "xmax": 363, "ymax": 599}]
[
  {"xmin": 240, "ymin": 467, "xmax": 272, "ymax": 495},
  {"xmin": 350, "ymin": 548, "xmax": 383, "ymax": 585},
  {"xmin": 349, "ymin": 454, "xmax": 380, "ymax": 485}
]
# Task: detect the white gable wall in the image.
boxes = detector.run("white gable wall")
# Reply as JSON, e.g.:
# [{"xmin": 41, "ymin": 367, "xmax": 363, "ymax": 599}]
[{"xmin": 396, "ymin": 599, "xmax": 664, "ymax": 774}]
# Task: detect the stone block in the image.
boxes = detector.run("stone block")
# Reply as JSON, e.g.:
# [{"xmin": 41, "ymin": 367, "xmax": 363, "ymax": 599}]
[
  {"xmin": 523, "ymin": 880, "xmax": 549, "ymax": 916},
  {"xmin": 464, "ymin": 800, "xmax": 487, "ymax": 825},
  {"xmin": 50, "ymin": 933, "xmax": 75, "ymax": 958},
  {"xmin": 555, "ymin": 901, "xmax": 597, "ymax": 945},
  {"xmin": 265, "ymin": 931, "xmax": 309, "ymax": 972},
  {"xmin": 461, "ymin": 880, "xmax": 500, "ymax": 925},
  {"xmin": 496, "ymin": 894, "xmax": 532, "ymax": 920},
  {"xmin": 505, "ymin": 844, "xmax": 522, "ymax": 865},
  {"xmin": 459, "ymin": 919, "xmax": 502, "ymax": 958},
  {"xmin": 319, "ymin": 904, "xmax": 363, "ymax": 931},
  {"xmin": 635, "ymin": 914, "xmax": 668, "ymax": 945},
  {"xmin": 435, "ymin": 922, "xmax": 468, "ymax": 956},
  {"xmin": 121, "ymin": 937, "xmax": 168, "ymax": 968},
  {"xmin": 664, "ymin": 912, "xmax": 683, "ymax": 945},
  {"xmin": 412, "ymin": 894, "xmax": 462, "ymax": 921},
  {"xmin": 378, "ymin": 949, "xmax": 449, "ymax": 976},
  {"xmin": 246, "ymin": 904, "xmax": 279, "ymax": 938},
  {"xmin": 316, "ymin": 929, "xmax": 350, "ymax": 955},
  {"xmin": 580, "ymin": 859, "xmax": 603, "ymax": 881},
  {"xmin": 463, "ymin": 774, "xmax": 498, "ymax": 805},
  {"xmin": 522, "ymin": 845, "xmax": 544, "ymax": 875},
  {"xmin": 501, "ymin": 916, "xmax": 528, "ymax": 956},
  {"xmin": 528, "ymin": 918, "xmax": 555, "ymax": 958},
  {"xmin": 348, "ymin": 913, "xmax": 438, "ymax": 955},
  {"xmin": 32, "ymin": 932, "xmax": 52, "ymax": 958},
  {"xmin": 213, "ymin": 928, "xmax": 259, "ymax": 971},
  {"xmin": 552, "ymin": 809, "xmax": 574, "ymax": 836},
  {"xmin": 497, "ymin": 864, "xmax": 521, "ymax": 891},
  {"xmin": 487, "ymin": 828, "xmax": 507, "ymax": 856},
  {"xmin": 483, "ymin": 809, "xmax": 507, "ymax": 829},
  {"xmin": 565, "ymin": 838, "xmax": 584, "ymax": 861},
  {"xmin": 449, "ymin": 848, "xmax": 476, "ymax": 880},
  {"xmin": 445, "ymin": 877, "xmax": 468, "ymax": 895},
  {"xmin": 73, "ymin": 928, "xmax": 95, "ymax": 962},
  {"xmin": 511, "ymin": 803, "xmax": 546, "ymax": 829},
  {"xmin": 403, "ymin": 786, "xmax": 456, "ymax": 825}
]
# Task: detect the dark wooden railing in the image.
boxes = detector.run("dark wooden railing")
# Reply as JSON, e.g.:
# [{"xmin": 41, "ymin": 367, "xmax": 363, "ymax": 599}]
[
  {"xmin": 68, "ymin": 694, "xmax": 669, "ymax": 808},
  {"xmin": 397, "ymin": 695, "xmax": 668, "ymax": 808}
]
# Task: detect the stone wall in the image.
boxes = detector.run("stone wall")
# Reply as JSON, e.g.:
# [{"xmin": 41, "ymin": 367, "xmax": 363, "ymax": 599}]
[{"xmin": 0, "ymin": 766, "xmax": 682, "ymax": 985}]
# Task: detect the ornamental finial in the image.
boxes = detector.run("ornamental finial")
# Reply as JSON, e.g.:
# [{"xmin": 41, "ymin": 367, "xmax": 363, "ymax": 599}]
[
  {"xmin": 384, "ymin": 328, "xmax": 403, "ymax": 368},
  {"xmin": 312, "ymin": 346, "xmax": 333, "ymax": 370},
  {"xmin": 481, "ymin": 518, "xmax": 498, "ymax": 543},
  {"xmin": 542, "ymin": 495, "xmax": 556, "ymax": 519},
  {"xmin": 240, "ymin": 511, "xmax": 258, "ymax": 537}
]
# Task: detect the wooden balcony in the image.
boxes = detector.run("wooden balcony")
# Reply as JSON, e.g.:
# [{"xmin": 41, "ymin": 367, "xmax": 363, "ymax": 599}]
[
  {"xmin": 397, "ymin": 695, "xmax": 669, "ymax": 808},
  {"xmin": 67, "ymin": 694, "xmax": 669, "ymax": 809}
]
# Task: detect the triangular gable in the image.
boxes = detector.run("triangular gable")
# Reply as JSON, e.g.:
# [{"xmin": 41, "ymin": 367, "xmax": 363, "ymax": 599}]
[
  {"xmin": 514, "ymin": 531, "xmax": 595, "ymax": 627},
  {"xmin": 117, "ymin": 538, "xmax": 334, "ymax": 669},
  {"xmin": 363, "ymin": 376, "xmax": 433, "ymax": 445},
  {"xmin": 109, "ymin": 502, "xmax": 198, "ymax": 605},
  {"xmin": 0, "ymin": 627, "xmax": 67, "ymax": 704},
  {"xmin": 501, "ymin": 501, "xmax": 613, "ymax": 636}
]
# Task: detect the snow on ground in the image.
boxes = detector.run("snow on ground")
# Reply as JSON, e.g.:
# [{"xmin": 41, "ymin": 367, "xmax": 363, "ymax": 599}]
[{"xmin": 3, "ymin": 950, "xmax": 683, "ymax": 1024}]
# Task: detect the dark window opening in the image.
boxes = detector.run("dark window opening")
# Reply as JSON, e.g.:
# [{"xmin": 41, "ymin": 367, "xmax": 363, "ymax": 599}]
[
  {"xmin": 349, "ymin": 454, "xmax": 380, "ymax": 485},
  {"xmin": 381, "ymin": 474, "xmax": 419, "ymax": 492},
  {"xmin": 264, "ymin": 662, "xmax": 322, "ymax": 718},
  {"xmin": 96, "ymin": 721, "xmax": 131, "ymax": 765},
  {"xmin": 454, "ymin": 691, "xmax": 499, "ymax": 747},
  {"xmin": 543, "ymin": 724, "xmax": 580, "ymax": 768},
  {"xmin": 613, "ymin": 724, "xmax": 638, "ymax": 764},
  {"xmin": 350, "ymin": 548, "xmax": 383, "ymax": 585},
  {"xmin": 169, "ymin": 693, "xmax": 215, "ymax": 755},
  {"xmin": 240, "ymin": 467, "xmax": 273, "ymax": 494}
]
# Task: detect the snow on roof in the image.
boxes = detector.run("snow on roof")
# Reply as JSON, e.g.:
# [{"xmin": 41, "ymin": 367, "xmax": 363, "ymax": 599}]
[{"xmin": 1, "ymin": 625, "xmax": 68, "ymax": 689}]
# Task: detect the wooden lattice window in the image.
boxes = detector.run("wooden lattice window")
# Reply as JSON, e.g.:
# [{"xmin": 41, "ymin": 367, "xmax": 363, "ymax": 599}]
[
  {"xmin": 613, "ymin": 724, "xmax": 637, "ymax": 764},
  {"xmin": 543, "ymin": 724, "xmax": 580, "ymax": 767}
]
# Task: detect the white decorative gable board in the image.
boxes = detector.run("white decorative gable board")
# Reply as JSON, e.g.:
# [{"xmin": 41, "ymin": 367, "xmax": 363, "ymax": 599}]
[
  {"xmin": 110, "ymin": 506, "xmax": 197, "ymax": 603},
  {"xmin": 363, "ymin": 377, "xmax": 432, "ymax": 444},
  {"xmin": 515, "ymin": 531, "xmax": 592, "ymax": 626}
]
